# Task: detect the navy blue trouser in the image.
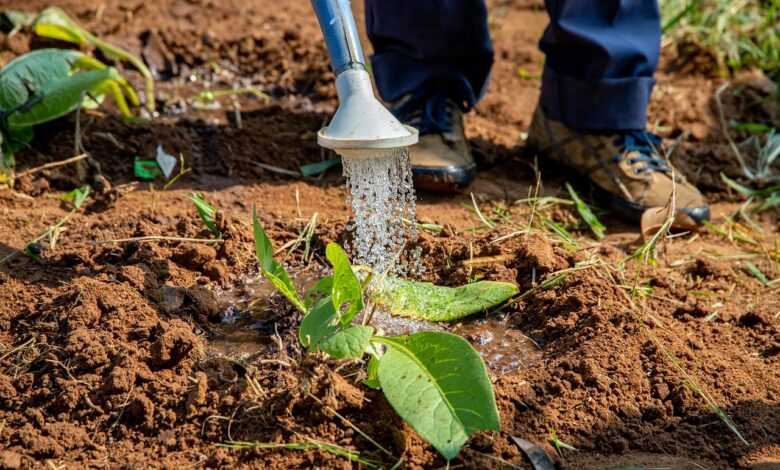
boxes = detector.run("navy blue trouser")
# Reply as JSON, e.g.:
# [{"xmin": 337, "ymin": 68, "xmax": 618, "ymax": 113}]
[{"xmin": 365, "ymin": 0, "xmax": 661, "ymax": 131}]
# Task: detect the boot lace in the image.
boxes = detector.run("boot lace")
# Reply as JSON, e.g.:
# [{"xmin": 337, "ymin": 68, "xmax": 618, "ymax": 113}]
[
  {"xmin": 612, "ymin": 131, "xmax": 670, "ymax": 175},
  {"xmin": 393, "ymin": 94, "xmax": 459, "ymax": 136}
]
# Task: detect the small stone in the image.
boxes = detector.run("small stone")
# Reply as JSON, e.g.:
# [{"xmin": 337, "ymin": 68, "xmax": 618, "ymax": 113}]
[
  {"xmin": 151, "ymin": 286, "xmax": 187, "ymax": 314},
  {"xmin": 186, "ymin": 285, "xmax": 220, "ymax": 320}
]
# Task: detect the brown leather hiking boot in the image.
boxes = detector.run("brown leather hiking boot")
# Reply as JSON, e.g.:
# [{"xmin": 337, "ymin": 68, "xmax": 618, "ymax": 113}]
[
  {"xmin": 391, "ymin": 94, "xmax": 476, "ymax": 191},
  {"xmin": 526, "ymin": 105, "xmax": 710, "ymax": 229}
]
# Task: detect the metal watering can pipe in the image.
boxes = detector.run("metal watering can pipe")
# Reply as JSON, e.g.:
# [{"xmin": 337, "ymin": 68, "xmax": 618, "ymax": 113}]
[
  {"xmin": 310, "ymin": 0, "xmax": 418, "ymax": 155},
  {"xmin": 312, "ymin": 0, "xmax": 366, "ymax": 73}
]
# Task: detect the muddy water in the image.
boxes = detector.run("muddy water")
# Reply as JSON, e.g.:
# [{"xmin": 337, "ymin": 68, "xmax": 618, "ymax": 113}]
[
  {"xmin": 452, "ymin": 317, "xmax": 543, "ymax": 374},
  {"xmin": 208, "ymin": 271, "xmax": 319, "ymax": 358},
  {"xmin": 212, "ymin": 276, "xmax": 541, "ymax": 373}
]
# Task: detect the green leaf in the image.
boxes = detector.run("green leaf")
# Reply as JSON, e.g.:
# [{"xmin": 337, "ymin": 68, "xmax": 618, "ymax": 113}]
[
  {"xmin": 326, "ymin": 243, "xmax": 364, "ymax": 326},
  {"xmin": 0, "ymin": 10, "xmax": 36, "ymax": 36},
  {"xmin": 376, "ymin": 332, "xmax": 500, "ymax": 460},
  {"xmin": 0, "ymin": 48, "xmax": 81, "ymax": 112},
  {"xmin": 304, "ymin": 276, "xmax": 333, "ymax": 310},
  {"xmin": 59, "ymin": 185, "xmax": 90, "ymax": 209},
  {"xmin": 33, "ymin": 7, "xmax": 89, "ymax": 45},
  {"xmin": 363, "ymin": 354, "xmax": 381, "ymax": 390},
  {"xmin": 371, "ymin": 277, "xmax": 518, "ymax": 321},
  {"xmin": 299, "ymin": 297, "xmax": 338, "ymax": 348},
  {"xmin": 252, "ymin": 207, "xmax": 306, "ymax": 313},
  {"xmin": 7, "ymin": 68, "xmax": 116, "ymax": 129},
  {"xmin": 188, "ymin": 192, "xmax": 220, "ymax": 236},
  {"xmin": 566, "ymin": 183, "xmax": 606, "ymax": 239},
  {"xmin": 319, "ymin": 325, "xmax": 374, "ymax": 360},
  {"xmin": 1, "ymin": 127, "xmax": 34, "ymax": 171},
  {"xmin": 744, "ymin": 262, "xmax": 770, "ymax": 286}
]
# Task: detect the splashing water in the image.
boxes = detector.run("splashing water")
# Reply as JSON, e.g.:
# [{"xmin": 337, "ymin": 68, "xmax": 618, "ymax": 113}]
[{"xmin": 341, "ymin": 147, "xmax": 420, "ymax": 275}]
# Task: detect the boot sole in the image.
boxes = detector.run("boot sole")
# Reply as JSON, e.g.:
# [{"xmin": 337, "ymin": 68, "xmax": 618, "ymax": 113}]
[{"xmin": 412, "ymin": 164, "xmax": 476, "ymax": 192}]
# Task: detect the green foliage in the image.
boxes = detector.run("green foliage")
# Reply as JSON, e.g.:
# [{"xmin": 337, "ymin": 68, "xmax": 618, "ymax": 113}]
[
  {"xmin": 661, "ymin": 0, "xmax": 780, "ymax": 77},
  {"xmin": 326, "ymin": 243, "xmax": 364, "ymax": 326},
  {"xmin": 744, "ymin": 261, "xmax": 771, "ymax": 286},
  {"xmin": 565, "ymin": 183, "xmax": 606, "ymax": 239},
  {"xmin": 59, "ymin": 185, "xmax": 91, "ymax": 209},
  {"xmin": 371, "ymin": 277, "xmax": 518, "ymax": 321},
  {"xmin": 0, "ymin": 48, "xmax": 139, "ymax": 177},
  {"xmin": 319, "ymin": 325, "xmax": 374, "ymax": 360},
  {"xmin": 252, "ymin": 206, "xmax": 306, "ymax": 313},
  {"xmin": 251, "ymin": 214, "xmax": 503, "ymax": 460},
  {"xmin": 7, "ymin": 68, "xmax": 117, "ymax": 129},
  {"xmin": 30, "ymin": 7, "xmax": 155, "ymax": 112},
  {"xmin": 375, "ymin": 333, "xmax": 501, "ymax": 460},
  {"xmin": 189, "ymin": 193, "xmax": 221, "ymax": 237}
]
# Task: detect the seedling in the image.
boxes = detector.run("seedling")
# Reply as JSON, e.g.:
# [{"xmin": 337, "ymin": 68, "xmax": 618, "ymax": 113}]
[
  {"xmin": 252, "ymin": 208, "xmax": 506, "ymax": 460},
  {"xmin": 59, "ymin": 185, "xmax": 91, "ymax": 209},
  {"xmin": 189, "ymin": 193, "xmax": 221, "ymax": 238},
  {"xmin": 0, "ymin": 185, "xmax": 90, "ymax": 266},
  {"xmin": 547, "ymin": 427, "xmax": 577, "ymax": 458},
  {"xmin": 28, "ymin": 7, "xmax": 155, "ymax": 112},
  {"xmin": 0, "ymin": 49, "xmax": 139, "ymax": 182}
]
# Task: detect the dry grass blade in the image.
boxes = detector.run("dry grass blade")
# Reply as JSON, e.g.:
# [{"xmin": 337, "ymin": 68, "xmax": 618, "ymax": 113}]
[
  {"xmin": 470, "ymin": 192, "xmax": 496, "ymax": 229},
  {"xmin": 218, "ymin": 439, "xmax": 381, "ymax": 467},
  {"xmin": 14, "ymin": 153, "xmax": 88, "ymax": 178}
]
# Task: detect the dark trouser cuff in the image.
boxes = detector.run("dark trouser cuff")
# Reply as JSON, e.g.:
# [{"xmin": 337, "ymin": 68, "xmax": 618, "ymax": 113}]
[
  {"xmin": 540, "ymin": 65, "xmax": 655, "ymax": 131},
  {"xmin": 371, "ymin": 51, "xmax": 492, "ymax": 110}
]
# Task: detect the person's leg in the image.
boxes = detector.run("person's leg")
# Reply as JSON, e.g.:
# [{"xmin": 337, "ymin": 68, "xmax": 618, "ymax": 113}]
[
  {"xmin": 364, "ymin": 0, "xmax": 494, "ymax": 190},
  {"xmin": 528, "ymin": 0, "xmax": 709, "ymax": 228},
  {"xmin": 538, "ymin": 0, "xmax": 660, "ymax": 131},
  {"xmin": 365, "ymin": 0, "xmax": 493, "ymax": 109}
]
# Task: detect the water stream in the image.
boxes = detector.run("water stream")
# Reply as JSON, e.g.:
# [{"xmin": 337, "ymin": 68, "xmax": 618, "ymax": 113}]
[{"xmin": 341, "ymin": 148, "xmax": 419, "ymax": 276}]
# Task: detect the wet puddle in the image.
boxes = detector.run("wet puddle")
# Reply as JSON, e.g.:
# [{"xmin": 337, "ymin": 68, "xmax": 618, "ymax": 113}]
[
  {"xmin": 211, "ymin": 275, "xmax": 542, "ymax": 374},
  {"xmin": 208, "ymin": 270, "xmax": 319, "ymax": 358},
  {"xmin": 452, "ymin": 316, "xmax": 543, "ymax": 374}
]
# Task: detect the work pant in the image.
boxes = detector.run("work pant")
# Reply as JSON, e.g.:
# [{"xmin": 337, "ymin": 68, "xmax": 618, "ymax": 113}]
[{"xmin": 365, "ymin": 0, "xmax": 661, "ymax": 130}]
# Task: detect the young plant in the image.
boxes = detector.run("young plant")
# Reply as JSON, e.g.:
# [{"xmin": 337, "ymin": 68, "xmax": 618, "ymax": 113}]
[
  {"xmin": 27, "ymin": 7, "xmax": 154, "ymax": 112},
  {"xmin": 0, "ymin": 48, "xmax": 139, "ymax": 181},
  {"xmin": 252, "ymin": 208, "xmax": 503, "ymax": 461},
  {"xmin": 189, "ymin": 193, "xmax": 222, "ymax": 238}
]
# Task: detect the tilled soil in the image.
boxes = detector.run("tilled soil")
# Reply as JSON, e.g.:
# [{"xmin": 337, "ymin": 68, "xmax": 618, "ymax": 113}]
[{"xmin": 0, "ymin": 0, "xmax": 779, "ymax": 469}]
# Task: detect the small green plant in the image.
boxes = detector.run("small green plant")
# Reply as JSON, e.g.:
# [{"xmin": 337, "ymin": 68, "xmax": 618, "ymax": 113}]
[
  {"xmin": 2, "ymin": 7, "xmax": 155, "ymax": 112},
  {"xmin": 189, "ymin": 193, "xmax": 221, "ymax": 238},
  {"xmin": 0, "ymin": 48, "xmax": 139, "ymax": 183},
  {"xmin": 252, "ymin": 208, "xmax": 506, "ymax": 461},
  {"xmin": 547, "ymin": 427, "xmax": 578, "ymax": 458}
]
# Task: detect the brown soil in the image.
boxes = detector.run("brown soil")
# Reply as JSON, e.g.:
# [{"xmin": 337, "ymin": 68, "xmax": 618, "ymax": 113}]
[{"xmin": 1, "ymin": 0, "xmax": 779, "ymax": 469}]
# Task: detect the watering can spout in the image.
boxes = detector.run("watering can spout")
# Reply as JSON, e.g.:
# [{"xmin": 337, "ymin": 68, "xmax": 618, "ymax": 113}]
[{"xmin": 310, "ymin": 0, "xmax": 418, "ymax": 154}]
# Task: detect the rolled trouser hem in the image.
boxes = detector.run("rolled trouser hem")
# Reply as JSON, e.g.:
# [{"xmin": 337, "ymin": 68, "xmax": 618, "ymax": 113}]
[
  {"xmin": 371, "ymin": 52, "xmax": 492, "ymax": 109},
  {"xmin": 540, "ymin": 65, "xmax": 655, "ymax": 131}
]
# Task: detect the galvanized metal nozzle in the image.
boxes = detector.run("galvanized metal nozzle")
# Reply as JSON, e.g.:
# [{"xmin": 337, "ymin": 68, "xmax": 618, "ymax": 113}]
[{"xmin": 311, "ymin": 0, "xmax": 418, "ymax": 154}]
